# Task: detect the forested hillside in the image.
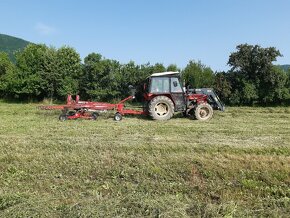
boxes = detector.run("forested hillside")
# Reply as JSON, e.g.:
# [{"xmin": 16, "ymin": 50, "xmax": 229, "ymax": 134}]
[
  {"xmin": 278, "ymin": 64, "xmax": 290, "ymax": 72},
  {"xmin": 0, "ymin": 34, "xmax": 30, "ymax": 62}
]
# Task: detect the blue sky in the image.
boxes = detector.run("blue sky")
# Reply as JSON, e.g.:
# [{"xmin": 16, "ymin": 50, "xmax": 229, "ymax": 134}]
[{"xmin": 1, "ymin": 0, "xmax": 289, "ymax": 71}]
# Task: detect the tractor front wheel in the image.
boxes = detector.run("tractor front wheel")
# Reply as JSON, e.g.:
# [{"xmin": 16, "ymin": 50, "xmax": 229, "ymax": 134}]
[
  {"xmin": 149, "ymin": 96, "xmax": 174, "ymax": 121},
  {"xmin": 194, "ymin": 103, "xmax": 213, "ymax": 121}
]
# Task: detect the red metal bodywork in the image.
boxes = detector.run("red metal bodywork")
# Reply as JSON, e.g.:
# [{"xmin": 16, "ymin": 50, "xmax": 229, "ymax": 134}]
[
  {"xmin": 66, "ymin": 110, "xmax": 95, "ymax": 120},
  {"xmin": 186, "ymin": 93, "xmax": 208, "ymax": 104},
  {"xmin": 144, "ymin": 92, "xmax": 208, "ymax": 106}
]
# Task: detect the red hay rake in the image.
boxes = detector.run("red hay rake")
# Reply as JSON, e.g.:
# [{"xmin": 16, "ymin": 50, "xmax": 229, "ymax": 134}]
[{"xmin": 39, "ymin": 95, "xmax": 146, "ymax": 121}]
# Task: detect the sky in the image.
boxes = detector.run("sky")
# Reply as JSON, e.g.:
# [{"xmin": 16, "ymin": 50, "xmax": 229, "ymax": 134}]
[{"xmin": 0, "ymin": 0, "xmax": 290, "ymax": 71}]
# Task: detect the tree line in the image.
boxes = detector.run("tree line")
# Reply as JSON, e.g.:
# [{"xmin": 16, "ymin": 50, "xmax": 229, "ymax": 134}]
[{"xmin": 0, "ymin": 43, "xmax": 289, "ymax": 105}]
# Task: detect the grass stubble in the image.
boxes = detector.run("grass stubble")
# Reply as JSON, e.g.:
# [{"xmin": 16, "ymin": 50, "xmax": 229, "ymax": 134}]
[{"xmin": 0, "ymin": 103, "xmax": 289, "ymax": 217}]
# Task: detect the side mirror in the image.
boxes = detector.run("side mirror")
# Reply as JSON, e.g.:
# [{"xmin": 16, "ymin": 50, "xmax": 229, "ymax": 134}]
[
  {"xmin": 173, "ymin": 81, "xmax": 178, "ymax": 87},
  {"xmin": 186, "ymin": 84, "xmax": 195, "ymax": 94}
]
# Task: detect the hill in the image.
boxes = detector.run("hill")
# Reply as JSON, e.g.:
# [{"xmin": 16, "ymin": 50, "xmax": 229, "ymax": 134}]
[
  {"xmin": 278, "ymin": 64, "xmax": 290, "ymax": 72},
  {"xmin": 0, "ymin": 33, "xmax": 30, "ymax": 62}
]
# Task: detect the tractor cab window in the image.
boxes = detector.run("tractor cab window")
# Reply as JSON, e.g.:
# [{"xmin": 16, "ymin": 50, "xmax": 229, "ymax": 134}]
[
  {"xmin": 150, "ymin": 77, "xmax": 170, "ymax": 93},
  {"xmin": 171, "ymin": 77, "xmax": 183, "ymax": 93}
]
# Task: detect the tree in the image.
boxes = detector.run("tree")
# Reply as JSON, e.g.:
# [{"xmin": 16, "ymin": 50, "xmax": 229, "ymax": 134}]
[
  {"xmin": 55, "ymin": 46, "xmax": 82, "ymax": 99},
  {"xmin": 260, "ymin": 66, "xmax": 289, "ymax": 103},
  {"xmin": 118, "ymin": 61, "xmax": 141, "ymax": 97},
  {"xmin": 80, "ymin": 53, "xmax": 102, "ymax": 99},
  {"xmin": 1, "ymin": 44, "xmax": 82, "ymax": 100},
  {"xmin": 287, "ymin": 69, "xmax": 290, "ymax": 104},
  {"xmin": 118, "ymin": 61, "xmax": 154, "ymax": 100},
  {"xmin": 0, "ymin": 52, "xmax": 16, "ymax": 97},
  {"xmin": 80, "ymin": 53, "xmax": 121, "ymax": 101},
  {"xmin": 228, "ymin": 44, "xmax": 286, "ymax": 105},
  {"xmin": 214, "ymin": 72, "xmax": 231, "ymax": 102},
  {"xmin": 13, "ymin": 44, "xmax": 49, "ymax": 99},
  {"xmin": 167, "ymin": 64, "xmax": 179, "ymax": 72},
  {"xmin": 183, "ymin": 60, "xmax": 214, "ymax": 88},
  {"xmin": 38, "ymin": 46, "xmax": 58, "ymax": 100},
  {"xmin": 288, "ymin": 68, "xmax": 290, "ymax": 91},
  {"xmin": 152, "ymin": 63, "xmax": 166, "ymax": 73}
]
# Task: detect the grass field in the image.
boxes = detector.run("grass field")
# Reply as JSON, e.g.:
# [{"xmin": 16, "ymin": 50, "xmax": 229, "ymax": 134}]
[{"xmin": 0, "ymin": 102, "xmax": 289, "ymax": 217}]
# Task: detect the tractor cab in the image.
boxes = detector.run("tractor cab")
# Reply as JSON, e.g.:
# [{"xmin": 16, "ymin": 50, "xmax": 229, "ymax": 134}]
[{"xmin": 143, "ymin": 72, "xmax": 186, "ymax": 111}]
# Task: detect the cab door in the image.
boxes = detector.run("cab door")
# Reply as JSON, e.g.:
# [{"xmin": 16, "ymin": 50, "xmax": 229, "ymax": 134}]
[{"xmin": 170, "ymin": 77, "xmax": 186, "ymax": 111}]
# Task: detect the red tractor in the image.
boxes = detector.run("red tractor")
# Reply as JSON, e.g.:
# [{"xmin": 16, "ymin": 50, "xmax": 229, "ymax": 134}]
[
  {"xmin": 40, "ymin": 71, "xmax": 224, "ymax": 121},
  {"xmin": 139, "ymin": 71, "xmax": 224, "ymax": 121}
]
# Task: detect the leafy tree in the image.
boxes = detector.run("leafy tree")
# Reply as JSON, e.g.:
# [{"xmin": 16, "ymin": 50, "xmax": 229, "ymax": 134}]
[
  {"xmin": 55, "ymin": 46, "xmax": 82, "ymax": 98},
  {"xmin": 287, "ymin": 69, "xmax": 290, "ymax": 104},
  {"xmin": 118, "ymin": 61, "xmax": 141, "ymax": 97},
  {"xmin": 260, "ymin": 66, "xmax": 289, "ymax": 103},
  {"xmin": 81, "ymin": 54, "xmax": 159, "ymax": 101},
  {"xmin": 118, "ymin": 62, "xmax": 154, "ymax": 100},
  {"xmin": 152, "ymin": 63, "xmax": 166, "ymax": 73},
  {"xmin": 214, "ymin": 72, "xmax": 231, "ymax": 102},
  {"xmin": 183, "ymin": 60, "xmax": 214, "ymax": 88},
  {"xmin": 13, "ymin": 44, "xmax": 48, "ymax": 99},
  {"xmin": 0, "ymin": 44, "xmax": 82, "ymax": 100},
  {"xmin": 288, "ymin": 68, "xmax": 290, "ymax": 90},
  {"xmin": 80, "ymin": 53, "xmax": 102, "ymax": 99},
  {"xmin": 0, "ymin": 52, "xmax": 14, "ymax": 77},
  {"xmin": 41, "ymin": 47, "xmax": 58, "ymax": 100},
  {"xmin": 0, "ymin": 52, "xmax": 16, "ymax": 97},
  {"xmin": 228, "ymin": 44, "xmax": 286, "ymax": 105},
  {"xmin": 80, "ymin": 53, "xmax": 121, "ymax": 101},
  {"xmin": 167, "ymin": 64, "xmax": 179, "ymax": 72}
]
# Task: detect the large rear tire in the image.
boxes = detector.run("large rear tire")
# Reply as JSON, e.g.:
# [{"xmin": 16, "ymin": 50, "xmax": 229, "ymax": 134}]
[
  {"xmin": 194, "ymin": 103, "xmax": 213, "ymax": 121},
  {"xmin": 149, "ymin": 96, "xmax": 174, "ymax": 120}
]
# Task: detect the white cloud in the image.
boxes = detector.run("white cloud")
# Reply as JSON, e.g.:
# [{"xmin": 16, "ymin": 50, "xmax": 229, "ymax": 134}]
[{"xmin": 35, "ymin": 22, "xmax": 56, "ymax": 35}]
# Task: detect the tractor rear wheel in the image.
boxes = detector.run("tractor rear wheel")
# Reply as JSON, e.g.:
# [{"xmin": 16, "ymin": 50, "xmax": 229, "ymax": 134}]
[
  {"xmin": 149, "ymin": 96, "xmax": 174, "ymax": 120},
  {"xmin": 194, "ymin": 103, "xmax": 213, "ymax": 121}
]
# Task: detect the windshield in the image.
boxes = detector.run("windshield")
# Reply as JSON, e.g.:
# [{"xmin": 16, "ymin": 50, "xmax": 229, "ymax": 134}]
[{"xmin": 150, "ymin": 77, "xmax": 170, "ymax": 93}]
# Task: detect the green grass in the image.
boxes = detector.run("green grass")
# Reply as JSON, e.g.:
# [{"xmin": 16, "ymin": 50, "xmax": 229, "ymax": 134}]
[{"xmin": 0, "ymin": 103, "xmax": 289, "ymax": 217}]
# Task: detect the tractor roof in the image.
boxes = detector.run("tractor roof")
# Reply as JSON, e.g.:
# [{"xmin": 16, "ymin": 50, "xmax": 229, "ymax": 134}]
[{"xmin": 150, "ymin": 71, "xmax": 180, "ymax": 77}]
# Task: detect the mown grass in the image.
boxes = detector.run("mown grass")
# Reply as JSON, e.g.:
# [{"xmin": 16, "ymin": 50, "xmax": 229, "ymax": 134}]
[{"xmin": 0, "ymin": 102, "xmax": 289, "ymax": 217}]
